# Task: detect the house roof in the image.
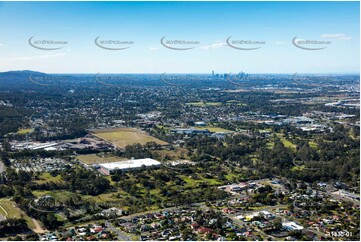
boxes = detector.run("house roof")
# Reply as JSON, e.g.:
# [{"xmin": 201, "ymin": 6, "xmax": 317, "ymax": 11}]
[{"xmin": 198, "ymin": 227, "xmax": 213, "ymax": 233}]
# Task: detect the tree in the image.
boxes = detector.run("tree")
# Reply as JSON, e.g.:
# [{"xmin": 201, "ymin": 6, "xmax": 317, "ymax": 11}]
[{"xmin": 273, "ymin": 217, "xmax": 282, "ymax": 230}]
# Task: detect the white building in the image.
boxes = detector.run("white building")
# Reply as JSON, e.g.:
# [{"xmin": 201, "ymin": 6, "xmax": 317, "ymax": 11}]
[
  {"xmin": 282, "ymin": 222, "xmax": 304, "ymax": 231},
  {"xmin": 98, "ymin": 158, "xmax": 161, "ymax": 174},
  {"xmin": 195, "ymin": 121, "xmax": 206, "ymax": 126}
]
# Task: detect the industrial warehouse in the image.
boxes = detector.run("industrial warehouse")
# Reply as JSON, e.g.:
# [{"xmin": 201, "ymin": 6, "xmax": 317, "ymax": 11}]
[{"xmin": 98, "ymin": 158, "xmax": 161, "ymax": 175}]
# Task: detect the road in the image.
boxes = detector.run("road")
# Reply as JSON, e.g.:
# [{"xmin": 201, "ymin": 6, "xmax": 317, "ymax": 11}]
[
  {"xmin": 0, "ymin": 203, "xmax": 8, "ymax": 221},
  {"xmin": 0, "ymin": 159, "xmax": 5, "ymax": 174},
  {"xmin": 32, "ymin": 218, "xmax": 47, "ymax": 234},
  {"xmin": 105, "ymin": 221, "xmax": 134, "ymax": 241}
]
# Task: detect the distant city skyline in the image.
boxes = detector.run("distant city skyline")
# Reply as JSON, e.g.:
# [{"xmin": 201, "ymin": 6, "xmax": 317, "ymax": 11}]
[{"xmin": 0, "ymin": 1, "xmax": 359, "ymax": 74}]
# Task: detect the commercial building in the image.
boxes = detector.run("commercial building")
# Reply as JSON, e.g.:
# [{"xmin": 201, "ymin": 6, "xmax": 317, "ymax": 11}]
[
  {"xmin": 194, "ymin": 121, "xmax": 206, "ymax": 126},
  {"xmin": 170, "ymin": 128, "xmax": 210, "ymax": 135},
  {"xmin": 98, "ymin": 158, "xmax": 161, "ymax": 175},
  {"xmin": 218, "ymin": 182, "xmax": 250, "ymax": 193},
  {"xmin": 282, "ymin": 222, "xmax": 304, "ymax": 231}
]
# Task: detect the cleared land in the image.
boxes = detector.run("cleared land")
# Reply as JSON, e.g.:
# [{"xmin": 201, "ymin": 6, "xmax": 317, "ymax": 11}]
[
  {"xmin": 276, "ymin": 133, "xmax": 296, "ymax": 150},
  {"xmin": 186, "ymin": 102, "xmax": 221, "ymax": 106},
  {"xmin": 152, "ymin": 147, "xmax": 190, "ymax": 160},
  {"xmin": 17, "ymin": 128, "xmax": 33, "ymax": 134},
  {"xmin": 309, "ymin": 141, "xmax": 318, "ymax": 149},
  {"xmin": 195, "ymin": 126, "xmax": 233, "ymax": 133},
  {"xmin": 34, "ymin": 172, "xmax": 62, "ymax": 184},
  {"xmin": 0, "ymin": 198, "xmax": 36, "ymax": 229},
  {"xmin": 91, "ymin": 128, "xmax": 168, "ymax": 148},
  {"xmin": 77, "ymin": 154, "xmax": 128, "ymax": 165}
]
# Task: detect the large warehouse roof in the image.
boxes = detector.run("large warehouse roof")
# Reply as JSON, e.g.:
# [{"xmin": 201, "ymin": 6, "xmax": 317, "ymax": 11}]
[{"xmin": 99, "ymin": 158, "xmax": 161, "ymax": 171}]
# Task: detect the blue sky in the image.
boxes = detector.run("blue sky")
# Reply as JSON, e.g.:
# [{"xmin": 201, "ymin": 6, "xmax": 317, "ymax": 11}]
[{"xmin": 0, "ymin": 1, "xmax": 359, "ymax": 74}]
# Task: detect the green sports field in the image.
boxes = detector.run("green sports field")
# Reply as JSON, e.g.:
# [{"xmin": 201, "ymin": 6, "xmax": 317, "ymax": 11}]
[{"xmin": 91, "ymin": 128, "xmax": 168, "ymax": 148}]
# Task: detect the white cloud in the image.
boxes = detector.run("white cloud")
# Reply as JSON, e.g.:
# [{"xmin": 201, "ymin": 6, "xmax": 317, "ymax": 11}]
[
  {"xmin": 201, "ymin": 41, "xmax": 226, "ymax": 50},
  {"xmin": 0, "ymin": 53, "xmax": 66, "ymax": 62},
  {"xmin": 149, "ymin": 47, "xmax": 158, "ymax": 51},
  {"xmin": 320, "ymin": 33, "xmax": 352, "ymax": 40}
]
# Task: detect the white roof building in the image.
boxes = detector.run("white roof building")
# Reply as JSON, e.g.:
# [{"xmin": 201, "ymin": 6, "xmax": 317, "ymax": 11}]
[
  {"xmin": 99, "ymin": 158, "xmax": 161, "ymax": 174},
  {"xmin": 282, "ymin": 222, "xmax": 304, "ymax": 231}
]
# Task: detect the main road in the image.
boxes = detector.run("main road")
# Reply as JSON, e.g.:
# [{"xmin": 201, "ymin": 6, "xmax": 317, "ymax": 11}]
[{"xmin": 0, "ymin": 159, "xmax": 5, "ymax": 174}]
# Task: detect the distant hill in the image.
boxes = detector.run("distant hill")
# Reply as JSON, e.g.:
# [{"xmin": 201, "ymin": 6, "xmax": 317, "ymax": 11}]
[
  {"xmin": 0, "ymin": 70, "xmax": 45, "ymax": 79},
  {"xmin": 0, "ymin": 70, "xmax": 45, "ymax": 88},
  {"xmin": 0, "ymin": 70, "xmax": 44, "ymax": 75}
]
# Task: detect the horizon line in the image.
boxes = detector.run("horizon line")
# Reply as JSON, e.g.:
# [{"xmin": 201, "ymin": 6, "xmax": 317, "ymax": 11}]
[{"xmin": 1, "ymin": 70, "xmax": 360, "ymax": 75}]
